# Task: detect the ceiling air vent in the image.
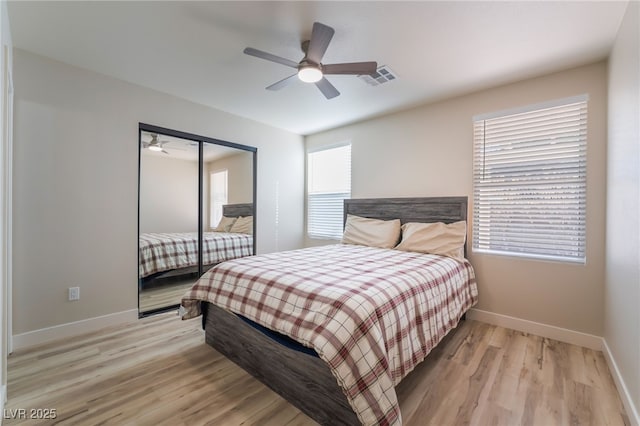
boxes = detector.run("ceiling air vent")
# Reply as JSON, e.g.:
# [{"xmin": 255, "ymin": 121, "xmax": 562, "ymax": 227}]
[{"xmin": 358, "ymin": 65, "xmax": 397, "ymax": 86}]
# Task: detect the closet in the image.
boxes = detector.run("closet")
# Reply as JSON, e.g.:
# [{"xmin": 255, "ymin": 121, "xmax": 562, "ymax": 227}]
[{"xmin": 138, "ymin": 123, "xmax": 256, "ymax": 316}]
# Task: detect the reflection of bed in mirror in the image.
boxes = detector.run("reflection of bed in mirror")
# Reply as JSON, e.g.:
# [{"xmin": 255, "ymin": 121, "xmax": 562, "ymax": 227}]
[
  {"xmin": 139, "ymin": 203, "xmax": 254, "ymax": 282},
  {"xmin": 182, "ymin": 197, "xmax": 478, "ymax": 425},
  {"xmin": 139, "ymin": 204, "xmax": 253, "ymax": 314}
]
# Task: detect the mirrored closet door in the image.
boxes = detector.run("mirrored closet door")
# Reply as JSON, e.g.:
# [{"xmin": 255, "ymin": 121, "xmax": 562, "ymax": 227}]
[{"xmin": 138, "ymin": 123, "xmax": 256, "ymax": 317}]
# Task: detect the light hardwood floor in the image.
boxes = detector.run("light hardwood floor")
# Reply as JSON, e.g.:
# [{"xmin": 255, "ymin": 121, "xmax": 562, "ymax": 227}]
[
  {"xmin": 5, "ymin": 312, "xmax": 628, "ymax": 425},
  {"xmin": 139, "ymin": 281, "xmax": 195, "ymax": 313}
]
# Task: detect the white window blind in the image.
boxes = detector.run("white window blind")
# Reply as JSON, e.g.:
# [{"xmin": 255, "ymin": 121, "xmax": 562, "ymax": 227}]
[
  {"xmin": 472, "ymin": 95, "xmax": 588, "ymax": 263},
  {"xmin": 307, "ymin": 144, "xmax": 351, "ymax": 239}
]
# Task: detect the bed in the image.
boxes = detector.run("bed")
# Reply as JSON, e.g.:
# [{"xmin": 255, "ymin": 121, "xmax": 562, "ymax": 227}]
[
  {"xmin": 181, "ymin": 197, "xmax": 478, "ymax": 426},
  {"xmin": 139, "ymin": 203, "xmax": 254, "ymax": 283}
]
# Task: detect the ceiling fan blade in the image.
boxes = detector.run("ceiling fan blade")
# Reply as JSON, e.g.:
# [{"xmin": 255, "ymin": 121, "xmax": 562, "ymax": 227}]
[
  {"xmin": 306, "ymin": 22, "xmax": 334, "ymax": 64},
  {"xmin": 323, "ymin": 61, "xmax": 378, "ymax": 75},
  {"xmin": 266, "ymin": 74, "xmax": 298, "ymax": 91},
  {"xmin": 161, "ymin": 149, "xmax": 170, "ymax": 155},
  {"xmin": 315, "ymin": 78, "xmax": 340, "ymax": 99},
  {"xmin": 243, "ymin": 47, "xmax": 298, "ymax": 69}
]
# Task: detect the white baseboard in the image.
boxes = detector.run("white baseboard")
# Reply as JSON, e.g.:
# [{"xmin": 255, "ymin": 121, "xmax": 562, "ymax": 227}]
[
  {"xmin": 467, "ymin": 308, "xmax": 603, "ymax": 350},
  {"xmin": 0, "ymin": 383, "xmax": 5, "ymax": 417},
  {"xmin": 12, "ymin": 309, "xmax": 138, "ymax": 351},
  {"xmin": 602, "ymin": 340, "xmax": 640, "ymax": 426}
]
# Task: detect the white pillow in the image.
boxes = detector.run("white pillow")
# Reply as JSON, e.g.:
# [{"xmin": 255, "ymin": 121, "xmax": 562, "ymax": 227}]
[
  {"xmin": 230, "ymin": 216, "xmax": 253, "ymax": 234},
  {"xmin": 213, "ymin": 216, "xmax": 237, "ymax": 232},
  {"xmin": 395, "ymin": 221, "xmax": 467, "ymax": 260},
  {"xmin": 342, "ymin": 215, "xmax": 401, "ymax": 249}
]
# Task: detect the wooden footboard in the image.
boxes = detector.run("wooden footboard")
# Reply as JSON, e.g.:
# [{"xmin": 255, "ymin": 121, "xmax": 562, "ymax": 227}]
[{"xmin": 204, "ymin": 302, "xmax": 360, "ymax": 426}]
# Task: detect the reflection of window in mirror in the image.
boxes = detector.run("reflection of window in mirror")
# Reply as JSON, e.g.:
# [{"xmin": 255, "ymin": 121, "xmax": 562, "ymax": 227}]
[{"xmin": 210, "ymin": 169, "xmax": 228, "ymax": 228}]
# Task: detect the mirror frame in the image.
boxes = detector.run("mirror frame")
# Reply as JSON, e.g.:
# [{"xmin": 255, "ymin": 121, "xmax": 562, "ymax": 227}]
[{"xmin": 137, "ymin": 122, "xmax": 257, "ymax": 317}]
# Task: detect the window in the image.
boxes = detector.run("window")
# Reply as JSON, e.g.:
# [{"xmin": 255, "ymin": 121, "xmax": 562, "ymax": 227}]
[
  {"xmin": 307, "ymin": 144, "xmax": 351, "ymax": 239},
  {"xmin": 210, "ymin": 169, "xmax": 228, "ymax": 227},
  {"xmin": 472, "ymin": 95, "xmax": 588, "ymax": 263}
]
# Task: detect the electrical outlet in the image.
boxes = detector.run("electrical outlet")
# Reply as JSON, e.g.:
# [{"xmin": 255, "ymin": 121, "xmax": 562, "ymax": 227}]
[{"xmin": 68, "ymin": 287, "xmax": 80, "ymax": 301}]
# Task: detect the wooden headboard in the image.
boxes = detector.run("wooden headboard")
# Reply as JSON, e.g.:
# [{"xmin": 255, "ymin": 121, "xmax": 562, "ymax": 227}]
[
  {"xmin": 343, "ymin": 197, "xmax": 467, "ymax": 225},
  {"xmin": 222, "ymin": 203, "xmax": 254, "ymax": 217}
]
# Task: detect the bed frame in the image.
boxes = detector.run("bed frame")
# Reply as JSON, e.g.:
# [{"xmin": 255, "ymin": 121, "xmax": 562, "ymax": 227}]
[{"xmin": 203, "ymin": 197, "xmax": 468, "ymax": 425}]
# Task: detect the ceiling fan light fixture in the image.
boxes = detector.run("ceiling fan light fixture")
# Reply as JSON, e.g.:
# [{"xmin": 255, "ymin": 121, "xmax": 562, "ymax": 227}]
[
  {"xmin": 244, "ymin": 22, "xmax": 377, "ymax": 99},
  {"xmin": 298, "ymin": 66, "xmax": 323, "ymax": 83},
  {"xmin": 148, "ymin": 145, "xmax": 163, "ymax": 152}
]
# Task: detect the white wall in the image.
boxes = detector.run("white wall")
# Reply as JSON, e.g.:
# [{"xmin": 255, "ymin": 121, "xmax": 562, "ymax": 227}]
[
  {"xmin": 306, "ymin": 62, "xmax": 607, "ymax": 336},
  {"xmin": 0, "ymin": 0, "xmax": 12, "ymax": 408},
  {"xmin": 139, "ymin": 154, "xmax": 198, "ymax": 233},
  {"xmin": 605, "ymin": 1, "xmax": 640, "ymax": 423},
  {"xmin": 12, "ymin": 49, "xmax": 304, "ymax": 335}
]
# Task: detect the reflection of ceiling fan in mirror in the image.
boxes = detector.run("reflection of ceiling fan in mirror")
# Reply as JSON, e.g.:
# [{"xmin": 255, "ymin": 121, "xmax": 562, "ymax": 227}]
[{"xmin": 141, "ymin": 133, "xmax": 186, "ymax": 155}]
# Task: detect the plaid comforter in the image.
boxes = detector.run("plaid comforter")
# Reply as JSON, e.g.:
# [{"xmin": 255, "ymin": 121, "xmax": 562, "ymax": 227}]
[
  {"xmin": 139, "ymin": 232, "xmax": 253, "ymax": 278},
  {"xmin": 181, "ymin": 244, "xmax": 478, "ymax": 426}
]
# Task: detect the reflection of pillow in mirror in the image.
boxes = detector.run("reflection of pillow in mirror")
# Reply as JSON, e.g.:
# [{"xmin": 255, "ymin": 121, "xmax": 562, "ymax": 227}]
[
  {"xmin": 230, "ymin": 216, "xmax": 253, "ymax": 234},
  {"xmin": 395, "ymin": 221, "xmax": 467, "ymax": 260},
  {"xmin": 342, "ymin": 215, "xmax": 401, "ymax": 249},
  {"xmin": 213, "ymin": 216, "xmax": 237, "ymax": 232}
]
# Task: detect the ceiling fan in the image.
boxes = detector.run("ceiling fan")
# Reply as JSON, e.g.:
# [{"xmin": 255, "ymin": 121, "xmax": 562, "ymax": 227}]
[
  {"xmin": 244, "ymin": 22, "xmax": 378, "ymax": 99},
  {"xmin": 142, "ymin": 133, "xmax": 189, "ymax": 155},
  {"xmin": 142, "ymin": 133, "xmax": 169, "ymax": 154}
]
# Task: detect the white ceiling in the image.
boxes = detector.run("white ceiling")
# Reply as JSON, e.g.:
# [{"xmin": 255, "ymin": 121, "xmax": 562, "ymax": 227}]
[{"xmin": 8, "ymin": 1, "xmax": 628, "ymax": 135}]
